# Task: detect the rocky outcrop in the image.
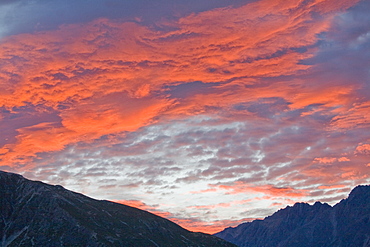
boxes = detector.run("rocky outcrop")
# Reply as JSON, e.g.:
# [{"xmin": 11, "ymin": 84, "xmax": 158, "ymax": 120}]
[
  {"xmin": 215, "ymin": 185, "xmax": 370, "ymax": 247},
  {"xmin": 0, "ymin": 171, "xmax": 236, "ymax": 247}
]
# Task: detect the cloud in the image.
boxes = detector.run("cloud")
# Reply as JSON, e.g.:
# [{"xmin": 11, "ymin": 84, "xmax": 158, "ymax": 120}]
[
  {"xmin": 1, "ymin": 0, "xmax": 369, "ymax": 234},
  {"xmin": 172, "ymin": 217, "xmax": 258, "ymax": 234},
  {"xmin": 355, "ymin": 143, "xmax": 370, "ymax": 154},
  {"xmin": 0, "ymin": 0, "xmax": 257, "ymax": 38},
  {"xmin": 209, "ymin": 183, "xmax": 308, "ymax": 198},
  {"xmin": 112, "ymin": 199, "xmax": 256, "ymax": 234},
  {"xmin": 1, "ymin": 0, "xmax": 366, "ymax": 167},
  {"xmin": 314, "ymin": 157, "xmax": 342, "ymax": 164},
  {"xmin": 113, "ymin": 199, "xmax": 159, "ymax": 211},
  {"xmin": 188, "ymin": 199, "xmax": 253, "ymax": 210}
]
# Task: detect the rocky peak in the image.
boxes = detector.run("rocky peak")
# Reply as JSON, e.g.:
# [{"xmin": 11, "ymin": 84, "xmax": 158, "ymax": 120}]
[
  {"xmin": 346, "ymin": 185, "xmax": 370, "ymax": 202},
  {"xmin": 215, "ymin": 185, "xmax": 370, "ymax": 247}
]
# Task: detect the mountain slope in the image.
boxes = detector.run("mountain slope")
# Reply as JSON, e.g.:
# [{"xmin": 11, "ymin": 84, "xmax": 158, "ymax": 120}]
[
  {"xmin": 215, "ymin": 185, "xmax": 370, "ymax": 247},
  {"xmin": 0, "ymin": 171, "xmax": 236, "ymax": 247}
]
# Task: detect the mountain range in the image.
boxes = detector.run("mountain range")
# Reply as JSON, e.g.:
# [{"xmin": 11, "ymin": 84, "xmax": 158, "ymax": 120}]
[
  {"xmin": 214, "ymin": 185, "xmax": 370, "ymax": 247},
  {"xmin": 0, "ymin": 170, "xmax": 236, "ymax": 247},
  {"xmin": 2, "ymin": 170, "xmax": 369, "ymax": 247}
]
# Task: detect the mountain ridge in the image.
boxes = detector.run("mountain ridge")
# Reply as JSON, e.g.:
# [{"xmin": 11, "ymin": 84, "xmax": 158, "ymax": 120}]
[
  {"xmin": 214, "ymin": 185, "xmax": 370, "ymax": 247},
  {"xmin": 0, "ymin": 170, "xmax": 236, "ymax": 247}
]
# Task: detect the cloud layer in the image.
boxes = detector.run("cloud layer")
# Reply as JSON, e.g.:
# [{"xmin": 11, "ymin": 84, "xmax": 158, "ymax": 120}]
[{"xmin": 1, "ymin": 0, "xmax": 369, "ymax": 233}]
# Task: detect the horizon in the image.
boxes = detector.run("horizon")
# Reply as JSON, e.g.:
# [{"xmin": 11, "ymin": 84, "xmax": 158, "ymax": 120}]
[
  {"xmin": 1, "ymin": 169, "xmax": 367, "ymax": 234},
  {"xmin": 1, "ymin": 0, "xmax": 370, "ymax": 234}
]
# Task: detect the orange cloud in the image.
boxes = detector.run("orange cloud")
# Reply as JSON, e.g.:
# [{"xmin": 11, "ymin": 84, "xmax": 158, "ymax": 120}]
[
  {"xmin": 187, "ymin": 199, "xmax": 253, "ymax": 210},
  {"xmin": 0, "ymin": 123, "xmax": 74, "ymax": 165},
  {"xmin": 113, "ymin": 200, "xmax": 175, "ymax": 219},
  {"xmin": 113, "ymin": 199, "xmax": 161, "ymax": 211},
  {"xmin": 314, "ymin": 157, "xmax": 337, "ymax": 164},
  {"xmin": 338, "ymin": 157, "xmax": 350, "ymax": 162},
  {"xmin": 318, "ymin": 184, "xmax": 346, "ymax": 189},
  {"xmin": 0, "ymin": 94, "xmax": 172, "ymax": 166},
  {"xmin": 330, "ymin": 102, "xmax": 370, "ymax": 130},
  {"xmin": 112, "ymin": 199, "xmax": 253, "ymax": 234},
  {"xmin": 60, "ymin": 93, "xmax": 172, "ymax": 139},
  {"xmin": 1, "ymin": 1, "xmax": 368, "ymax": 238},
  {"xmin": 302, "ymin": 151, "xmax": 370, "ymax": 184},
  {"xmin": 195, "ymin": 183, "xmax": 308, "ymax": 198},
  {"xmin": 171, "ymin": 217, "xmax": 257, "ymax": 235},
  {"xmin": 355, "ymin": 143, "xmax": 370, "ymax": 154},
  {"xmin": 340, "ymin": 166, "xmax": 369, "ymax": 180},
  {"xmin": 313, "ymin": 156, "xmax": 350, "ymax": 164},
  {"xmin": 0, "ymin": 0, "xmax": 362, "ymax": 168}
]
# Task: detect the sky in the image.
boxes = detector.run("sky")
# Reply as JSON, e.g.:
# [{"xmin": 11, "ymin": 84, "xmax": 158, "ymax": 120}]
[{"xmin": 0, "ymin": 0, "xmax": 369, "ymax": 234}]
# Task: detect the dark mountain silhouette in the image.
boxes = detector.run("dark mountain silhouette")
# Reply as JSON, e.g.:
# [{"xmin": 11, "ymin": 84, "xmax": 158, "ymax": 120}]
[
  {"xmin": 0, "ymin": 170, "xmax": 236, "ymax": 247},
  {"xmin": 214, "ymin": 185, "xmax": 370, "ymax": 247}
]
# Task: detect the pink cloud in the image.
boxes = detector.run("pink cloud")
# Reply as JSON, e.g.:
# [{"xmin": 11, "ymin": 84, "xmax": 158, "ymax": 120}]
[
  {"xmin": 355, "ymin": 143, "xmax": 370, "ymax": 154},
  {"xmin": 0, "ymin": 0, "xmax": 363, "ymax": 168},
  {"xmin": 187, "ymin": 199, "xmax": 253, "ymax": 210},
  {"xmin": 113, "ymin": 199, "xmax": 256, "ymax": 234},
  {"xmin": 318, "ymin": 184, "xmax": 346, "ymax": 190},
  {"xmin": 194, "ymin": 183, "xmax": 308, "ymax": 198},
  {"xmin": 0, "ymin": 0, "xmax": 369, "ymax": 235},
  {"xmin": 314, "ymin": 157, "xmax": 338, "ymax": 164}
]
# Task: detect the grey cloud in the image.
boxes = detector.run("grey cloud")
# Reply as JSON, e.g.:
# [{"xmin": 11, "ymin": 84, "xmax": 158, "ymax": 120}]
[
  {"xmin": 308, "ymin": 194, "xmax": 349, "ymax": 205},
  {"xmin": 98, "ymin": 178, "xmax": 117, "ymax": 183},
  {"xmin": 300, "ymin": 0, "xmax": 370, "ymax": 99},
  {"xmin": 118, "ymin": 183, "xmax": 141, "ymax": 188},
  {"xmin": 1, "ymin": 0, "xmax": 255, "ymax": 38},
  {"xmin": 99, "ymin": 184, "xmax": 117, "ymax": 189},
  {"xmin": 240, "ymin": 208, "xmax": 276, "ymax": 218},
  {"xmin": 167, "ymin": 81, "xmax": 220, "ymax": 99},
  {"xmin": 0, "ymin": 104, "xmax": 62, "ymax": 142},
  {"xmin": 234, "ymin": 97, "xmax": 290, "ymax": 119}
]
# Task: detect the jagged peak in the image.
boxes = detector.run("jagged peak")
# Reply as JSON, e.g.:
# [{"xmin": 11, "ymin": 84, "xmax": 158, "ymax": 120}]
[
  {"xmin": 292, "ymin": 202, "xmax": 310, "ymax": 207},
  {"xmin": 349, "ymin": 184, "xmax": 370, "ymax": 195},
  {"xmin": 313, "ymin": 201, "xmax": 331, "ymax": 208},
  {"xmin": 272, "ymin": 201, "xmax": 322, "ymax": 215},
  {"xmin": 215, "ymin": 185, "xmax": 370, "ymax": 246},
  {"xmin": 341, "ymin": 184, "xmax": 370, "ymax": 203}
]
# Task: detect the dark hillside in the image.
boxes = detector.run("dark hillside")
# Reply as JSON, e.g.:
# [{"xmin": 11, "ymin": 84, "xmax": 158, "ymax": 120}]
[
  {"xmin": 0, "ymin": 170, "xmax": 236, "ymax": 247},
  {"xmin": 215, "ymin": 185, "xmax": 370, "ymax": 247}
]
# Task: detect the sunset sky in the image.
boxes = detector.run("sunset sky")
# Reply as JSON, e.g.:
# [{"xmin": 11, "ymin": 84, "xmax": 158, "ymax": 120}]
[{"xmin": 1, "ymin": 0, "xmax": 370, "ymax": 234}]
